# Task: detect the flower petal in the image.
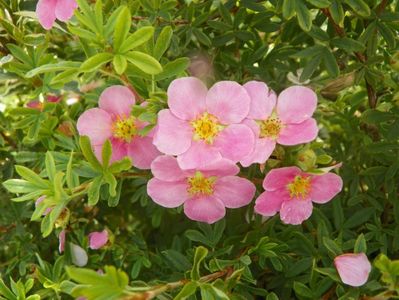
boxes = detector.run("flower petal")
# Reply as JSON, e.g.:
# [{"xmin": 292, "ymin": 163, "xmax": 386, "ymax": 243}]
[
  {"xmin": 177, "ymin": 141, "xmax": 222, "ymax": 170},
  {"xmin": 88, "ymin": 230, "xmax": 108, "ymax": 250},
  {"xmin": 254, "ymin": 189, "xmax": 289, "ymax": 216},
  {"xmin": 153, "ymin": 109, "xmax": 192, "ymax": 155},
  {"xmin": 151, "ymin": 155, "xmax": 186, "ymax": 182},
  {"xmin": 214, "ymin": 124, "xmax": 255, "ymax": 163},
  {"xmin": 310, "ymin": 172, "xmax": 343, "ymax": 203},
  {"xmin": 70, "ymin": 243, "xmax": 88, "ymax": 267},
  {"xmin": 214, "ymin": 176, "xmax": 255, "ymax": 208},
  {"xmin": 277, "ymin": 118, "xmax": 318, "ymax": 145},
  {"xmin": 280, "ymin": 199, "xmax": 313, "ymax": 225},
  {"xmin": 263, "ymin": 166, "xmax": 302, "ymax": 191},
  {"xmin": 55, "ymin": 0, "xmax": 77, "ymax": 22},
  {"xmin": 167, "ymin": 77, "xmax": 207, "ymax": 120},
  {"xmin": 334, "ymin": 253, "xmax": 371, "ymax": 287},
  {"xmin": 244, "ymin": 80, "xmax": 277, "ymax": 120},
  {"xmin": 36, "ymin": 0, "xmax": 57, "ymax": 30},
  {"xmin": 198, "ymin": 158, "xmax": 239, "ymax": 177},
  {"xmin": 277, "ymin": 86, "xmax": 317, "ymax": 124},
  {"xmin": 206, "ymin": 81, "xmax": 251, "ymax": 124},
  {"xmin": 77, "ymin": 108, "xmax": 113, "ymax": 145},
  {"xmin": 59, "ymin": 230, "xmax": 66, "ymax": 253},
  {"xmin": 147, "ymin": 178, "xmax": 188, "ymax": 208},
  {"xmin": 184, "ymin": 195, "xmax": 225, "ymax": 224},
  {"xmin": 99, "ymin": 85, "xmax": 135, "ymax": 117},
  {"xmin": 127, "ymin": 136, "xmax": 160, "ymax": 169},
  {"xmin": 240, "ymin": 137, "xmax": 276, "ymax": 167}
]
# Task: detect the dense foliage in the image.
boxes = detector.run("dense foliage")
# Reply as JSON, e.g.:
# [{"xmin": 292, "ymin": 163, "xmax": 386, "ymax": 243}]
[{"xmin": 1, "ymin": 0, "xmax": 399, "ymax": 299}]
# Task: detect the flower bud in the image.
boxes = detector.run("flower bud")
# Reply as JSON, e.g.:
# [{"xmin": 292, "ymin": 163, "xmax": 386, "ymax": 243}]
[{"xmin": 296, "ymin": 149, "xmax": 316, "ymax": 171}]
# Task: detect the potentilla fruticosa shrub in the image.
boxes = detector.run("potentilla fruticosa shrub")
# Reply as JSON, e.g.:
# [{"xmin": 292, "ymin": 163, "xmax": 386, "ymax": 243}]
[{"xmin": 0, "ymin": 0, "xmax": 399, "ymax": 299}]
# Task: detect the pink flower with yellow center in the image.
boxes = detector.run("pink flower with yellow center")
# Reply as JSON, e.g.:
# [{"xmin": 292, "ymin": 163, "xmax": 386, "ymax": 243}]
[
  {"xmin": 240, "ymin": 81, "xmax": 319, "ymax": 167},
  {"xmin": 77, "ymin": 85, "xmax": 160, "ymax": 169},
  {"xmin": 334, "ymin": 253, "xmax": 371, "ymax": 287},
  {"xmin": 153, "ymin": 77, "xmax": 255, "ymax": 169},
  {"xmin": 254, "ymin": 166, "xmax": 343, "ymax": 225},
  {"xmin": 147, "ymin": 155, "xmax": 256, "ymax": 224},
  {"xmin": 36, "ymin": 0, "xmax": 78, "ymax": 30}
]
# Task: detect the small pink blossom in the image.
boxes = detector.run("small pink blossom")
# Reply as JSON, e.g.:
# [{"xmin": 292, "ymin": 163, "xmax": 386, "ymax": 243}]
[
  {"xmin": 59, "ymin": 229, "xmax": 66, "ymax": 253},
  {"xmin": 36, "ymin": 0, "xmax": 78, "ymax": 30},
  {"xmin": 88, "ymin": 230, "xmax": 109, "ymax": 250},
  {"xmin": 46, "ymin": 95, "xmax": 62, "ymax": 103},
  {"xmin": 153, "ymin": 77, "xmax": 255, "ymax": 169},
  {"xmin": 77, "ymin": 85, "xmax": 160, "ymax": 169},
  {"xmin": 240, "ymin": 82, "xmax": 319, "ymax": 167},
  {"xmin": 147, "ymin": 155, "xmax": 256, "ymax": 224},
  {"xmin": 255, "ymin": 166, "xmax": 342, "ymax": 225},
  {"xmin": 26, "ymin": 101, "xmax": 43, "ymax": 111},
  {"xmin": 334, "ymin": 253, "xmax": 371, "ymax": 287},
  {"xmin": 35, "ymin": 196, "xmax": 54, "ymax": 215}
]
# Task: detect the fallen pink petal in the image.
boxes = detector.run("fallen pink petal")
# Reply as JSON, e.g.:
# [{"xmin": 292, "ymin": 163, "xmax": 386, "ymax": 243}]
[
  {"xmin": 88, "ymin": 230, "xmax": 109, "ymax": 250},
  {"xmin": 334, "ymin": 253, "xmax": 372, "ymax": 287}
]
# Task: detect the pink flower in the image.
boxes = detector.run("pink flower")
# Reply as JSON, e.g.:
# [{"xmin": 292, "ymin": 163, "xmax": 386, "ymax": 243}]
[
  {"xmin": 254, "ymin": 166, "xmax": 343, "ymax": 225},
  {"xmin": 240, "ymin": 82, "xmax": 319, "ymax": 167},
  {"xmin": 36, "ymin": 0, "xmax": 78, "ymax": 30},
  {"xmin": 26, "ymin": 101, "xmax": 43, "ymax": 111},
  {"xmin": 77, "ymin": 85, "xmax": 160, "ymax": 169},
  {"xmin": 88, "ymin": 230, "xmax": 109, "ymax": 250},
  {"xmin": 153, "ymin": 77, "xmax": 255, "ymax": 169},
  {"xmin": 334, "ymin": 253, "xmax": 371, "ymax": 287},
  {"xmin": 147, "ymin": 155, "xmax": 256, "ymax": 224},
  {"xmin": 59, "ymin": 229, "xmax": 66, "ymax": 253}
]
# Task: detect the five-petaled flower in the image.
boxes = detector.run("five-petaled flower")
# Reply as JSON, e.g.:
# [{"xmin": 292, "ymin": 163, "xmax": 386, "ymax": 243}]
[
  {"xmin": 36, "ymin": 0, "xmax": 78, "ymax": 30},
  {"xmin": 77, "ymin": 85, "xmax": 160, "ymax": 169},
  {"xmin": 334, "ymin": 253, "xmax": 371, "ymax": 287},
  {"xmin": 153, "ymin": 77, "xmax": 255, "ymax": 169},
  {"xmin": 254, "ymin": 166, "xmax": 343, "ymax": 225},
  {"xmin": 240, "ymin": 81, "xmax": 319, "ymax": 167},
  {"xmin": 147, "ymin": 155, "xmax": 256, "ymax": 224}
]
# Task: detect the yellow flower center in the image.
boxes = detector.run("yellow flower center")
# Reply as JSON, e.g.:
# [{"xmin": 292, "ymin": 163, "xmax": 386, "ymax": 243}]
[
  {"xmin": 259, "ymin": 117, "xmax": 282, "ymax": 139},
  {"xmin": 113, "ymin": 116, "xmax": 137, "ymax": 143},
  {"xmin": 187, "ymin": 171, "xmax": 216, "ymax": 196},
  {"xmin": 191, "ymin": 112, "xmax": 223, "ymax": 144},
  {"xmin": 287, "ymin": 175, "xmax": 311, "ymax": 199}
]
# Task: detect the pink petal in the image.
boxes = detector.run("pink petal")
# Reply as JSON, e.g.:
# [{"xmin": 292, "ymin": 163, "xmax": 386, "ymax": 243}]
[
  {"xmin": 88, "ymin": 230, "xmax": 109, "ymax": 250},
  {"xmin": 206, "ymin": 81, "xmax": 251, "ymax": 124},
  {"xmin": 150, "ymin": 155, "xmax": 186, "ymax": 182},
  {"xmin": 167, "ymin": 77, "xmax": 207, "ymax": 120},
  {"xmin": 280, "ymin": 199, "xmax": 313, "ymax": 225},
  {"xmin": 277, "ymin": 86, "xmax": 317, "ymax": 124},
  {"xmin": 55, "ymin": 0, "xmax": 77, "ymax": 22},
  {"xmin": 334, "ymin": 253, "xmax": 371, "ymax": 287},
  {"xmin": 77, "ymin": 108, "xmax": 113, "ymax": 145},
  {"xmin": 36, "ymin": 0, "xmax": 57, "ymax": 30},
  {"xmin": 240, "ymin": 137, "xmax": 276, "ymax": 167},
  {"xmin": 99, "ymin": 85, "xmax": 135, "ymax": 117},
  {"xmin": 59, "ymin": 229, "xmax": 66, "ymax": 253},
  {"xmin": 27, "ymin": 101, "xmax": 43, "ymax": 110},
  {"xmin": 153, "ymin": 109, "xmax": 192, "ymax": 155},
  {"xmin": 254, "ymin": 189, "xmax": 289, "ymax": 216},
  {"xmin": 147, "ymin": 178, "xmax": 188, "ymax": 208},
  {"xmin": 198, "ymin": 158, "xmax": 239, "ymax": 177},
  {"xmin": 277, "ymin": 118, "xmax": 318, "ymax": 145},
  {"xmin": 177, "ymin": 141, "xmax": 222, "ymax": 170},
  {"xmin": 263, "ymin": 166, "xmax": 302, "ymax": 191},
  {"xmin": 184, "ymin": 195, "xmax": 225, "ymax": 224},
  {"xmin": 127, "ymin": 136, "xmax": 160, "ymax": 169},
  {"xmin": 214, "ymin": 124, "xmax": 255, "ymax": 163},
  {"xmin": 310, "ymin": 172, "xmax": 343, "ymax": 204},
  {"xmin": 243, "ymin": 81, "xmax": 277, "ymax": 120},
  {"xmin": 214, "ymin": 176, "xmax": 255, "ymax": 208},
  {"xmin": 70, "ymin": 243, "xmax": 88, "ymax": 267}
]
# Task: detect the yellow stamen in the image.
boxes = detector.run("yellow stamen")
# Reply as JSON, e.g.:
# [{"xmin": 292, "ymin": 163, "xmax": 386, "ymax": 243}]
[
  {"xmin": 287, "ymin": 175, "xmax": 311, "ymax": 199},
  {"xmin": 259, "ymin": 116, "xmax": 283, "ymax": 139},
  {"xmin": 113, "ymin": 116, "xmax": 137, "ymax": 143},
  {"xmin": 191, "ymin": 112, "xmax": 223, "ymax": 144},
  {"xmin": 187, "ymin": 171, "xmax": 216, "ymax": 196}
]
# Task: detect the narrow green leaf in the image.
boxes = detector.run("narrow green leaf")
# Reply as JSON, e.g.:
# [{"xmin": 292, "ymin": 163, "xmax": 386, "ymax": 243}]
[
  {"xmin": 26, "ymin": 61, "xmax": 80, "ymax": 78},
  {"xmin": 174, "ymin": 282, "xmax": 198, "ymax": 300},
  {"xmin": 45, "ymin": 152, "xmax": 56, "ymax": 181},
  {"xmin": 101, "ymin": 140, "xmax": 112, "ymax": 168},
  {"xmin": 120, "ymin": 26, "xmax": 154, "ymax": 53},
  {"xmin": 293, "ymin": 281, "xmax": 314, "ymax": 298},
  {"xmin": 282, "ymin": 0, "xmax": 296, "ymax": 19},
  {"xmin": 15, "ymin": 165, "xmax": 49, "ymax": 188},
  {"xmin": 322, "ymin": 237, "xmax": 342, "ymax": 256},
  {"xmin": 377, "ymin": 22, "xmax": 396, "ymax": 49},
  {"xmin": 354, "ymin": 233, "xmax": 367, "ymax": 253},
  {"xmin": 113, "ymin": 55, "xmax": 127, "ymax": 75},
  {"xmin": 191, "ymin": 246, "xmax": 208, "ymax": 281},
  {"xmin": 80, "ymin": 53, "xmax": 113, "ymax": 73},
  {"xmin": 125, "ymin": 51, "xmax": 163, "ymax": 75},
  {"xmin": 296, "ymin": 0, "xmax": 312, "ymax": 32},
  {"xmin": 344, "ymin": 0, "xmax": 371, "ymax": 17},
  {"xmin": 306, "ymin": 0, "xmax": 331, "ymax": 8},
  {"xmin": 329, "ymin": 0, "xmax": 344, "ymax": 26},
  {"xmin": 3, "ymin": 179, "xmax": 39, "ymax": 194},
  {"xmin": 0, "ymin": 279, "xmax": 16, "ymax": 300},
  {"xmin": 322, "ymin": 48, "xmax": 339, "ymax": 77},
  {"xmin": 113, "ymin": 7, "xmax": 131, "ymax": 51},
  {"xmin": 331, "ymin": 37, "xmax": 365, "ymax": 53},
  {"xmin": 155, "ymin": 57, "xmax": 189, "ymax": 81},
  {"xmin": 79, "ymin": 136, "xmax": 103, "ymax": 171},
  {"xmin": 108, "ymin": 157, "xmax": 131, "ymax": 173},
  {"xmin": 153, "ymin": 26, "xmax": 173, "ymax": 59},
  {"xmin": 300, "ymin": 54, "xmax": 321, "ymax": 81},
  {"xmin": 88, "ymin": 176, "xmax": 103, "ymax": 206},
  {"xmin": 104, "ymin": 172, "xmax": 117, "ymax": 197}
]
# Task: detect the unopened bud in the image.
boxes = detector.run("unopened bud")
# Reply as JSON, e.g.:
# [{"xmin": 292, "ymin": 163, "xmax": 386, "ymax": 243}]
[{"xmin": 296, "ymin": 149, "xmax": 317, "ymax": 171}]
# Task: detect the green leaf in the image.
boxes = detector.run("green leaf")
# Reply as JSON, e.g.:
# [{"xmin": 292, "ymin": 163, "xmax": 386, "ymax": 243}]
[
  {"xmin": 300, "ymin": 54, "xmax": 321, "ymax": 81},
  {"xmin": 293, "ymin": 281, "xmax": 314, "ymax": 298},
  {"xmin": 101, "ymin": 140, "xmax": 112, "ymax": 168},
  {"xmin": 344, "ymin": 0, "xmax": 370, "ymax": 17},
  {"xmin": 155, "ymin": 57, "xmax": 189, "ymax": 81},
  {"xmin": 104, "ymin": 172, "xmax": 117, "ymax": 197},
  {"xmin": 174, "ymin": 282, "xmax": 198, "ymax": 300},
  {"xmin": 79, "ymin": 136, "xmax": 103, "ymax": 171},
  {"xmin": 45, "ymin": 152, "xmax": 56, "ymax": 181},
  {"xmin": 88, "ymin": 176, "xmax": 103, "ymax": 206},
  {"xmin": 354, "ymin": 233, "xmax": 367, "ymax": 253},
  {"xmin": 15, "ymin": 166, "xmax": 49, "ymax": 188},
  {"xmin": 296, "ymin": 0, "xmax": 312, "ymax": 32},
  {"xmin": 377, "ymin": 22, "xmax": 396, "ymax": 49},
  {"xmin": 314, "ymin": 267, "xmax": 340, "ymax": 282},
  {"xmin": 191, "ymin": 246, "xmax": 208, "ymax": 281},
  {"xmin": 108, "ymin": 158, "xmax": 132, "ymax": 173},
  {"xmin": 322, "ymin": 237, "xmax": 342, "ymax": 256},
  {"xmin": 282, "ymin": 0, "xmax": 296, "ymax": 19},
  {"xmin": 0, "ymin": 279, "xmax": 16, "ymax": 300},
  {"xmin": 154, "ymin": 26, "xmax": 173, "ymax": 59},
  {"xmin": 306, "ymin": 0, "xmax": 331, "ymax": 8},
  {"xmin": 3, "ymin": 179, "xmax": 39, "ymax": 194},
  {"xmin": 125, "ymin": 51, "xmax": 162, "ymax": 75},
  {"xmin": 108, "ymin": 179, "xmax": 122, "ymax": 207},
  {"xmin": 80, "ymin": 53, "xmax": 113, "ymax": 73},
  {"xmin": 322, "ymin": 48, "xmax": 339, "ymax": 77},
  {"xmin": 329, "ymin": 0, "xmax": 344, "ymax": 25},
  {"xmin": 120, "ymin": 26, "xmax": 154, "ymax": 53},
  {"xmin": 331, "ymin": 37, "xmax": 365, "ymax": 53},
  {"xmin": 26, "ymin": 61, "xmax": 80, "ymax": 78},
  {"xmin": 112, "ymin": 55, "xmax": 127, "ymax": 75},
  {"xmin": 113, "ymin": 6, "xmax": 131, "ymax": 51}
]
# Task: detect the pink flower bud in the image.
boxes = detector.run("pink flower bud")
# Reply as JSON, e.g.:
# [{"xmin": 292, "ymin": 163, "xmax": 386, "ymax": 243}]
[{"xmin": 88, "ymin": 230, "xmax": 109, "ymax": 250}]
